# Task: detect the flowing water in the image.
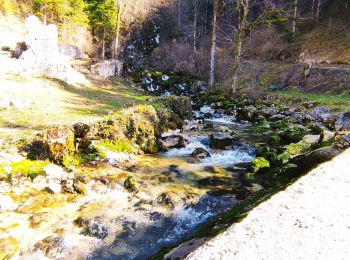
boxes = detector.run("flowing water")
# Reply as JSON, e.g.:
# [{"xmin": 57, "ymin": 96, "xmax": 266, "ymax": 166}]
[{"xmin": 0, "ymin": 107, "xmax": 270, "ymax": 259}]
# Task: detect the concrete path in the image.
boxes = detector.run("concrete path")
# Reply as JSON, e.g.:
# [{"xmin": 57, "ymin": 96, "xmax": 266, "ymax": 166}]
[{"xmin": 187, "ymin": 149, "xmax": 350, "ymax": 260}]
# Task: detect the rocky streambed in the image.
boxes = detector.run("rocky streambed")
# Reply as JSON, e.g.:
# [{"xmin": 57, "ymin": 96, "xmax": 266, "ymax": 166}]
[{"xmin": 0, "ymin": 91, "xmax": 350, "ymax": 259}]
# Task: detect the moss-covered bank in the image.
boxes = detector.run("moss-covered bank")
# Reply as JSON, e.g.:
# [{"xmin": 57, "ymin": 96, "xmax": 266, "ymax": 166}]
[{"xmin": 24, "ymin": 96, "xmax": 192, "ymax": 168}]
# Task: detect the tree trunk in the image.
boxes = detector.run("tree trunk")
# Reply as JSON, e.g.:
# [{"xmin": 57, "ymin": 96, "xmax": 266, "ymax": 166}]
[
  {"xmin": 312, "ymin": 0, "xmax": 315, "ymax": 17},
  {"xmin": 292, "ymin": 0, "xmax": 298, "ymax": 35},
  {"xmin": 316, "ymin": 0, "xmax": 321, "ymax": 22},
  {"xmin": 193, "ymin": 0, "xmax": 198, "ymax": 52},
  {"xmin": 114, "ymin": 0, "xmax": 123, "ymax": 59},
  {"xmin": 230, "ymin": 0, "xmax": 249, "ymax": 93},
  {"xmin": 209, "ymin": 0, "xmax": 219, "ymax": 86},
  {"xmin": 231, "ymin": 40, "xmax": 242, "ymax": 93},
  {"xmin": 178, "ymin": 0, "xmax": 182, "ymax": 30},
  {"xmin": 102, "ymin": 28, "xmax": 106, "ymax": 60}
]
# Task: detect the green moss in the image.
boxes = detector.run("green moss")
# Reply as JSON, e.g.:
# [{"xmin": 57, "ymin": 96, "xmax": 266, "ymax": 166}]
[
  {"xmin": 10, "ymin": 159, "xmax": 50, "ymax": 179},
  {"xmin": 94, "ymin": 137, "xmax": 134, "ymax": 157},
  {"xmin": 124, "ymin": 176, "xmax": 138, "ymax": 192},
  {"xmin": 284, "ymin": 141, "xmax": 311, "ymax": 158},
  {"xmin": 268, "ymin": 134, "xmax": 282, "ymax": 146},
  {"xmin": 278, "ymin": 126, "xmax": 307, "ymax": 144},
  {"xmin": 140, "ymin": 139, "xmax": 159, "ymax": 153},
  {"xmin": 250, "ymin": 157, "xmax": 270, "ymax": 173},
  {"xmin": 271, "ymin": 120, "xmax": 289, "ymax": 130}
]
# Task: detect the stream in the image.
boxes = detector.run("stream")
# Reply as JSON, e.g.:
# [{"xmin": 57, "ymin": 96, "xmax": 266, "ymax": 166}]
[{"xmin": 0, "ymin": 105, "xmax": 270, "ymax": 260}]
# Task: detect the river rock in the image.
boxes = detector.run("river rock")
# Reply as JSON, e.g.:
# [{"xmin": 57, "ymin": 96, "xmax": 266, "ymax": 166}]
[
  {"xmin": 238, "ymin": 105, "xmax": 258, "ymax": 121},
  {"xmin": 73, "ymin": 180, "xmax": 87, "ymax": 194},
  {"xmin": 320, "ymin": 130, "xmax": 335, "ymax": 142},
  {"xmin": 160, "ymin": 135, "xmax": 187, "ymax": 150},
  {"xmin": 81, "ymin": 221, "xmax": 109, "ymax": 239},
  {"xmin": 46, "ymin": 182, "xmax": 62, "ymax": 194},
  {"xmin": 124, "ymin": 176, "xmax": 138, "ymax": 192},
  {"xmin": 303, "ymin": 135, "xmax": 320, "ymax": 144},
  {"xmin": 191, "ymin": 148, "xmax": 210, "ymax": 158},
  {"xmin": 106, "ymin": 151, "xmax": 134, "ymax": 166},
  {"xmin": 292, "ymin": 146, "xmax": 342, "ymax": 171},
  {"xmin": 190, "ymin": 81, "xmax": 208, "ymax": 94},
  {"xmin": 34, "ymin": 235, "xmax": 65, "ymax": 258},
  {"xmin": 311, "ymin": 107, "xmax": 331, "ymax": 121},
  {"xmin": 269, "ymin": 114, "xmax": 287, "ymax": 121},
  {"xmin": 156, "ymin": 191, "xmax": 183, "ymax": 208},
  {"xmin": 209, "ymin": 133, "xmax": 235, "ymax": 149},
  {"xmin": 334, "ymin": 132, "xmax": 350, "ymax": 149}
]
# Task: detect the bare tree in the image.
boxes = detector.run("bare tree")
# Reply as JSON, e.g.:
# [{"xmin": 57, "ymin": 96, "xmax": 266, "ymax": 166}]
[
  {"xmin": 316, "ymin": 0, "xmax": 321, "ymax": 22},
  {"xmin": 209, "ymin": 0, "xmax": 219, "ymax": 86},
  {"xmin": 230, "ymin": 0, "xmax": 250, "ymax": 93},
  {"xmin": 193, "ymin": 0, "xmax": 198, "ymax": 52},
  {"xmin": 292, "ymin": 0, "xmax": 298, "ymax": 35}
]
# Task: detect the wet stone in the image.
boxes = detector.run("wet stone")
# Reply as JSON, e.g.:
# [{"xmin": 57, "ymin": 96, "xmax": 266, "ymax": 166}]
[
  {"xmin": 34, "ymin": 235, "xmax": 64, "ymax": 258},
  {"xmin": 191, "ymin": 148, "xmax": 211, "ymax": 158},
  {"xmin": 156, "ymin": 191, "xmax": 183, "ymax": 208}
]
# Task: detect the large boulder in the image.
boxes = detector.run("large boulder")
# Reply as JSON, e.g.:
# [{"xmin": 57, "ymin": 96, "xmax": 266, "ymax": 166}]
[
  {"xmin": 27, "ymin": 126, "xmax": 75, "ymax": 166},
  {"xmin": 237, "ymin": 105, "xmax": 258, "ymax": 121},
  {"xmin": 160, "ymin": 135, "xmax": 187, "ymax": 150},
  {"xmin": 209, "ymin": 133, "xmax": 236, "ymax": 149},
  {"xmin": 292, "ymin": 146, "xmax": 342, "ymax": 171}
]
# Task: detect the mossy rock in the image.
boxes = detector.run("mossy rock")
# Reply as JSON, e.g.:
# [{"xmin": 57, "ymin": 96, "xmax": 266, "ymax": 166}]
[
  {"xmin": 124, "ymin": 176, "xmax": 138, "ymax": 192},
  {"xmin": 145, "ymin": 139, "xmax": 160, "ymax": 153},
  {"xmin": 271, "ymin": 163, "xmax": 299, "ymax": 178},
  {"xmin": 292, "ymin": 146, "xmax": 342, "ymax": 172},
  {"xmin": 284, "ymin": 141, "xmax": 311, "ymax": 158},
  {"xmin": 250, "ymin": 157, "xmax": 270, "ymax": 174},
  {"xmin": 27, "ymin": 126, "xmax": 75, "ymax": 166},
  {"xmin": 278, "ymin": 126, "xmax": 307, "ymax": 144}
]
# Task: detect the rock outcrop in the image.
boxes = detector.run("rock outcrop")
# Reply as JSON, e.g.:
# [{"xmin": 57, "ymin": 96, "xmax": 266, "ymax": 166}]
[{"xmin": 17, "ymin": 16, "xmax": 86, "ymax": 84}]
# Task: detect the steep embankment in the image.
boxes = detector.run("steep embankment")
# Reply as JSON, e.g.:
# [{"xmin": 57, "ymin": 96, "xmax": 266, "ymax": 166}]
[{"xmin": 187, "ymin": 148, "xmax": 350, "ymax": 260}]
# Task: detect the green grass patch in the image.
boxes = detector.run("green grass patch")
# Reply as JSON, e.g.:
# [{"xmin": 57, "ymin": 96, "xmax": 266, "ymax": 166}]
[
  {"xmin": 271, "ymin": 88, "xmax": 350, "ymax": 112},
  {"xmin": 8, "ymin": 159, "xmax": 50, "ymax": 179}
]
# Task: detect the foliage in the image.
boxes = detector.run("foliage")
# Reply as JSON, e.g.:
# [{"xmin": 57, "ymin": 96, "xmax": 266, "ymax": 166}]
[
  {"xmin": 33, "ymin": 0, "xmax": 89, "ymax": 25},
  {"xmin": 84, "ymin": 0, "xmax": 118, "ymax": 43}
]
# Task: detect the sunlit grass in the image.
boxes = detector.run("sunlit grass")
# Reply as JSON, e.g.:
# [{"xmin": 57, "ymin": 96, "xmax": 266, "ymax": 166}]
[
  {"xmin": 0, "ymin": 75, "xmax": 150, "ymax": 141},
  {"xmin": 271, "ymin": 88, "xmax": 350, "ymax": 113}
]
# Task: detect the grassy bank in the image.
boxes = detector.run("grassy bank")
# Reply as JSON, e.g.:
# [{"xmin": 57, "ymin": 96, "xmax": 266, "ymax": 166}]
[
  {"xmin": 270, "ymin": 87, "xmax": 350, "ymax": 113},
  {"xmin": 0, "ymin": 74, "xmax": 150, "ymax": 145}
]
